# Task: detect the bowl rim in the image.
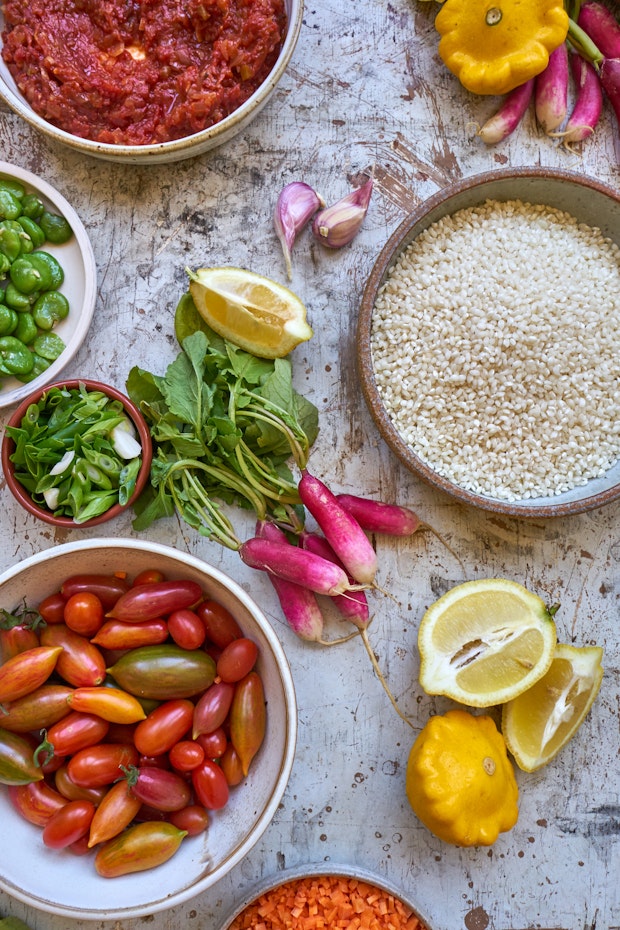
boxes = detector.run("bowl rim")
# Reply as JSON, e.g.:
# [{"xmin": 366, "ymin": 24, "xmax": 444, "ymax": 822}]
[
  {"xmin": 0, "ymin": 0, "xmax": 304, "ymax": 161},
  {"xmin": 1, "ymin": 378, "xmax": 153, "ymax": 527},
  {"xmin": 0, "ymin": 161, "xmax": 97, "ymax": 407},
  {"xmin": 0, "ymin": 537, "xmax": 298, "ymax": 920},
  {"xmin": 215, "ymin": 861, "xmax": 434, "ymax": 930},
  {"xmin": 357, "ymin": 166, "xmax": 620, "ymax": 519}
]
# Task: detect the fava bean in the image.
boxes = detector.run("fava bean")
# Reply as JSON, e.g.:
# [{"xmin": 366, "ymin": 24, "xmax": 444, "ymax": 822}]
[
  {"xmin": 15, "ymin": 353, "xmax": 51, "ymax": 384},
  {"xmin": 39, "ymin": 211, "xmax": 73, "ymax": 244},
  {"xmin": 0, "ymin": 305, "xmax": 18, "ymax": 336},
  {"xmin": 20, "ymin": 193, "xmax": 45, "ymax": 219},
  {"xmin": 9, "ymin": 257, "xmax": 48, "ymax": 294},
  {"xmin": 0, "ymin": 336, "xmax": 34, "ymax": 374},
  {"xmin": 17, "ymin": 216, "xmax": 46, "ymax": 249},
  {"xmin": 32, "ymin": 332, "xmax": 65, "ymax": 360},
  {"xmin": 0, "ymin": 226, "xmax": 22, "ymax": 263},
  {"xmin": 33, "ymin": 291, "xmax": 70, "ymax": 330},
  {"xmin": 4, "ymin": 283, "xmax": 38, "ymax": 311},
  {"xmin": 0, "ymin": 179, "xmax": 25, "ymax": 199},
  {"xmin": 29, "ymin": 250, "xmax": 64, "ymax": 289},
  {"xmin": 0, "ymin": 190, "xmax": 22, "ymax": 221},
  {"xmin": 13, "ymin": 312, "xmax": 38, "ymax": 345}
]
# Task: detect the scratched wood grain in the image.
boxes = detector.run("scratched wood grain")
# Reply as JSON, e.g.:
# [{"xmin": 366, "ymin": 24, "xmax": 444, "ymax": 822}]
[{"xmin": 0, "ymin": 1, "xmax": 619, "ymax": 929}]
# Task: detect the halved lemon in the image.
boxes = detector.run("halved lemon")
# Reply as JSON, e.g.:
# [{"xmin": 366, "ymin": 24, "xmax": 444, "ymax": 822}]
[
  {"xmin": 187, "ymin": 266, "xmax": 313, "ymax": 359},
  {"xmin": 502, "ymin": 643, "xmax": 603, "ymax": 772},
  {"xmin": 418, "ymin": 578, "xmax": 557, "ymax": 707}
]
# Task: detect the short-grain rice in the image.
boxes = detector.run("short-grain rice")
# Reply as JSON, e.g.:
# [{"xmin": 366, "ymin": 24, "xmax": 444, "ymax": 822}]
[{"xmin": 370, "ymin": 199, "xmax": 620, "ymax": 501}]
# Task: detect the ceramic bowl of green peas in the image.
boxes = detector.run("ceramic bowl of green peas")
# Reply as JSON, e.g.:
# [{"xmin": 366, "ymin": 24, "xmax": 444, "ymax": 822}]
[
  {"xmin": 0, "ymin": 162, "xmax": 97, "ymax": 409},
  {"xmin": 1, "ymin": 378, "xmax": 152, "ymax": 527}
]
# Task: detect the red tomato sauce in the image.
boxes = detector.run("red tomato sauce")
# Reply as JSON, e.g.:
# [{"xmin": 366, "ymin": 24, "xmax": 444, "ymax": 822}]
[{"xmin": 1, "ymin": 0, "xmax": 287, "ymax": 145}]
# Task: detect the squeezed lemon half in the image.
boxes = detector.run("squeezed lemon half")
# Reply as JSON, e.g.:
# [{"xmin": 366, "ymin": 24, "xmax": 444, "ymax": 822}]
[
  {"xmin": 502, "ymin": 643, "xmax": 603, "ymax": 772},
  {"xmin": 187, "ymin": 266, "xmax": 313, "ymax": 359},
  {"xmin": 418, "ymin": 578, "xmax": 557, "ymax": 707}
]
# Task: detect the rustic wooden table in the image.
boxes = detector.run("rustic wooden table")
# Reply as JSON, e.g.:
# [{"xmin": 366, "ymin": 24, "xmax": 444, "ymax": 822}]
[{"xmin": 0, "ymin": 2, "xmax": 619, "ymax": 929}]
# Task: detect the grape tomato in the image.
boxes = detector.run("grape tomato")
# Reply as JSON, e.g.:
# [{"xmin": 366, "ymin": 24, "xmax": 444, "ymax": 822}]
[
  {"xmin": 167, "ymin": 608, "xmax": 206, "ymax": 650},
  {"xmin": 42, "ymin": 799, "xmax": 95, "ymax": 849},
  {"xmin": 63, "ymin": 592, "xmax": 105, "ymax": 637},
  {"xmin": 196, "ymin": 600, "xmax": 243, "ymax": 648},
  {"xmin": 216, "ymin": 637, "xmax": 258, "ymax": 683},
  {"xmin": 169, "ymin": 739, "xmax": 205, "ymax": 772}
]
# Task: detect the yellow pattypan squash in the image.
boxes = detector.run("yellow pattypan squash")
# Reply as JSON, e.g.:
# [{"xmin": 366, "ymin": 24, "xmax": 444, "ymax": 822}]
[
  {"xmin": 435, "ymin": 0, "xmax": 569, "ymax": 96},
  {"xmin": 405, "ymin": 709, "xmax": 519, "ymax": 846}
]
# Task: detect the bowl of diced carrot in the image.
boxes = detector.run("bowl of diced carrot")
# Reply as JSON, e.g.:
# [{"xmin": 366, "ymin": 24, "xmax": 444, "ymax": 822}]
[{"xmin": 217, "ymin": 864, "xmax": 433, "ymax": 930}]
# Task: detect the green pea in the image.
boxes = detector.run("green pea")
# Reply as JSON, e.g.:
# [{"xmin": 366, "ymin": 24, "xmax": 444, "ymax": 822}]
[
  {"xmin": 20, "ymin": 194, "xmax": 45, "ymax": 220},
  {"xmin": 13, "ymin": 312, "xmax": 37, "ymax": 345},
  {"xmin": 0, "ymin": 304, "xmax": 18, "ymax": 336},
  {"xmin": 32, "ymin": 291, "xmax": 69, "ymax": 330},
  {"xmin": 32, "ymin": 332, "xmax": 65, "ymax": 361},
  {"xmin": 9, "ymin": 256, "xmax": 52, "ymax": 294},
  {"xmin": 0, "ymin": 336, "xmax": 34, "ymax": 374},
  {"xmin": 17, "ymin": 216, "xmax": 45, "ymax": 249},
  {"xmin": 28, "ymin": 251, "xmax": 64, "ymax": 290},
  {"xmin": 14, "ymin": 352, "xmax": 51, "ymax": 383},
  {"xmin": 4, "ymin": 283, "xmax": 38, "ymax": 311},
  {"xmin": 0, "ymin": 226, "xmax": 22, "ymax": 263},
  {"xmin": 0, "ymin": 189, "xmax": 22, "ymax": 221},
  {"xmin": 39, "ymin": 211, "xmax": 73, "ymax": 245},
  {"xmin": 0, "ymin": 179, "xmax": 25, "ymax": 199}
]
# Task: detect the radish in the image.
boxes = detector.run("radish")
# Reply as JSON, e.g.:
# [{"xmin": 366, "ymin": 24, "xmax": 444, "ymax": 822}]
[
  {"xmin": 559, "ymin": 52, "xmax": 603, "ymax": 144},
  {"xmin": 535, "ymin": 44, "xmax": 569, "ymax": 133},
  {"xmin": 239, "ymin": 536, "xmax": 365, "ymax": 597},
  {"xmin": 577, "ymin": 2, "xmax": 620, "ymax": 58},
  {"xmin": 477, "ymin": 79, "xmax": 534, "ymax": 144},
  {"xmin": 255, "ymin": 521, "xmax": 326, "ymax": 643},
  {"xmin": 297, "ymin": 470, "xmax": 378, "ymax": 586},
  {"xmin": 335, "ymin": 494, "xmax": 420, "ymax": 536},
  {"xmin": 600, "ymin": 57, "xmax": 620, "ymax": 129},
  {"xmin": 300, "ymin": 530, "xmax": 370, "ymax": 629}
]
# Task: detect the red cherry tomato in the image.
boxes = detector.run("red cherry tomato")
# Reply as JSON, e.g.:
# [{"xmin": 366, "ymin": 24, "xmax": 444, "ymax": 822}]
[
  {"xmin": 107, "ymin": 580, "xmax": 202, "ymax": 622},
  {"xmin": 46, "ymin": 711, "xmax": 110, "ymax": 757},
  {"xmin": 169, "ymin": 804, "xmax": 209, "ymax": 836},
  {"xmin": 191, "ymin": 759, "xmax": 230, "ymax": 810},
  {"xmin": 196, "ymin": 600, "xmax": 242, "ymax": 648},
  {"xmin": 133, "ymin": 699, "xmax": 194, "ymax": 757},
  {"xmin": 216, "ymin": 637, "xmax": 258, "ymax": 683},
  {"xmin": 196, "ymin": 728, "xmax": 227, "ymax": 760},
  {"xmin": 91, "ymin": 618, "xmax": 169, "ymax": 650},
  {"xmin": 60, "ymin": 574, "xmax": 130, "ymax": 609},
  {"xmin": 67, "ymin": 743, "xmax": 139, "ymax": 788},
  {"xmin": 42, "ymin": 799, "xmax": 96, "ymax": 849},
  {"xmin": 169, "ymin": 739, "xmax": 205, "ymax": 772},
  {"xmin": 192, "ymin": 680, "xmax": 234, "ymax": 739},
  {"xmin": 37, "ymin": 592, "xmax": 67, "ymax": 625},
  {"xmin": 133, "ymin": 569, "xmax": 166, "ymax": 586},
  {"xmin": 127, "ymin": 765, "xmax": 192, "ymax": 812},
  {"xmin": 63, "ymin": 592, "xmax": 105, "ymax": 637},
  {"xmin": 167, "ymin": 609, "xmax": 206, "ymax": 650}
]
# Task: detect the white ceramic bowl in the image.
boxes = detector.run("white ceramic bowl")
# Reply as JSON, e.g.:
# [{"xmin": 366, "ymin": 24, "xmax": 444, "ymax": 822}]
[
  {"xmin": 0, "ymin": 0, "xmax": 303, "ymax": 164},
  {"xmin": 357, "ymin": 167, "xmax": 620, "ymax": 519},
  {"xmin": 0, "ymin": 162, "xmax": 97, "ymax": 409},
  {"xmin": 216, "ymin": 862, "xmax": 433, "ymax": 930},
  {"xmin": 0, "ymin": 538, "xmax": 297, "ymax": 921}
]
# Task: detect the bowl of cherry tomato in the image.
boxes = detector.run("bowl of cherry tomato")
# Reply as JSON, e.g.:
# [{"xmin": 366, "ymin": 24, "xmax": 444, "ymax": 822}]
[{"xmin": 0, "ymin": 538, "xmax": 297, "ymax": 920}]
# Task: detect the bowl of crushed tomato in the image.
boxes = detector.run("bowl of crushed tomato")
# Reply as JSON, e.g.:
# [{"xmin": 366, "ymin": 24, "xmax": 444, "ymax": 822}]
[{"xmin": 0, "ymin": 0, "xmax": 303, "ymax": 164}]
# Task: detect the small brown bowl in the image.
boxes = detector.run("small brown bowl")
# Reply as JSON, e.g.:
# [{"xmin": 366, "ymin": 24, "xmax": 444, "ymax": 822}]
[
  {"xmin": 357, "ymin": 167, "xmax": 620, "ymax": 519},
  {"xmin": 1, "ymin": 378, "xmax": 152, "ymax": 528}
]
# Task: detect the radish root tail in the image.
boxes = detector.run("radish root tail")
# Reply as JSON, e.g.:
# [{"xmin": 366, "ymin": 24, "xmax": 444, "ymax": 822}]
[
  {"xmin": 418, "ymin": 523, "xmax": 466, "ymax": 575},
  {"xmin": 317, "ymin": 631, "xmax": 359, "ymax": 646},
  {"xmin": 358, "ymin": 628, "xmax": 415, "ymax": 730}
]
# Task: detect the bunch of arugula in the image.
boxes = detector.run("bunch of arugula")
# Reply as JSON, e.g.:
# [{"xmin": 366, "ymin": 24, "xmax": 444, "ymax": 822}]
[{"xmin": 126, "ymin": 317, "xmax": 319, "ymax": 550}]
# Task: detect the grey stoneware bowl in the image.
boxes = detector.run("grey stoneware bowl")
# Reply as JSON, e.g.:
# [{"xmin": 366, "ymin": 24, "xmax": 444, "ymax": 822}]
[{"xmin": 357, "ymin": 167, "xmax": 620, "ymax": 518}]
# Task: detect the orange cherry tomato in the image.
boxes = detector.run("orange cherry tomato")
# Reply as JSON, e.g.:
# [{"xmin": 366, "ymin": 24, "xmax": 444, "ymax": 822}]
[
  {"xmin": 169, "ymin": 804, "xmax": 209, "ymax": 836},
  {"xmin": 220, "ymin": 744, "xmax": 245, "ymax": 787},
  {"xmin": 0, "ymin": 645, "xmax": 62, "ymax": 703},
  {"xmin": 63, "ymin": 592, "xmax": 105, "ymax": 637},
  {"xmin": 229, "ymin": 671, "xmax": 266, "ymax": 777},
  {"xmin": 88, "ymin": 780, "xmax": 142, "ymax": 848},
  {"xmin": 133, "ymin": 699, "xmax": 194, "ymax": 756},
  {"xmin": 91, "ymin": 618, "xmax": 169, "ymax": 650},
  {"xmin": 67, "ymin": 686, "xmax": 147, "ymax": 724},
  {"xmin": 55, "ymin": 764, "xmax": 108, "ymax": 804}
]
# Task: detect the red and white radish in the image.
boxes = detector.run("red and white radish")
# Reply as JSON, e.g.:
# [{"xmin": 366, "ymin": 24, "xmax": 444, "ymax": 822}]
[
  {"xmin": 239, "ymin": 536, "xmax": 364, "ymax": 597},
  {"xmin": 477, "ymin": 79, "xmax": 534, "ymax": 144},
  {"xmin": 335, "ymin": 494, "xmax": 421, "ymax": 536},
  {"xmin": 254, "ymin": 521, "xmax": 326, "ymax": 643},
  {"xmin": 577, "ymin": 1, "xmax": 620, "ymax": 58},
  {"xmin": 535, "ymin": 44, "xmax": 569, "ymax": 133},
  {"xmin": 560, "ymin": 52, "xmax": 603, "ymax": 145},
  {"xmin": 300, "ymin": 530, "xmax": 370, "ymax": 629},
  {"xmin": 297, "ymin": 470, "xmax": 378, "ymax": 586}
]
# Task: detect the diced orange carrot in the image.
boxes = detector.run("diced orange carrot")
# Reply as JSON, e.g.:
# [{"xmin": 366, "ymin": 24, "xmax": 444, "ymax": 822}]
[{"xmin": 228, "ymin": 874, "xmax": 426, "ymax": 930}]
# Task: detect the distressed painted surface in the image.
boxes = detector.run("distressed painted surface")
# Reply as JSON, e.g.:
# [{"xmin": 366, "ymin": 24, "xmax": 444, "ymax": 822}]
[{"xmin": 0, "ymin": 1, "xmax": 619, "ymax": 928}]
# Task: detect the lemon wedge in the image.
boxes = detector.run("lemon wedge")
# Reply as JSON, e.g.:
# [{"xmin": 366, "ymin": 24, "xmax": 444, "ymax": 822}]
[
  {"xmin": 502, "ymin": 643, "xmax": 603, "ymax": 772},
  {"xmin": 187, "ymin": 266, "xmax": 313, "ymax": 359},
  {"xmin": 418, "ymin": 578, "xmax": 557, "ymax": 707}
]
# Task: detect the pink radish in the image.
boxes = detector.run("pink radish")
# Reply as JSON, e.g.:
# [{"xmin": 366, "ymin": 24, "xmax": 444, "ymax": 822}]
[
  {"xmin": 255, "ymin": 521, "xmax": 326, "ymax": 643},
  {"xmin": 477, "ymin": 79, "xmax": 534, "ymax": 144},
  {"xmin": 560, "ymin": 52, "xmax": 603, "ymax": 144},
  {"xmin": 600, "ymin": 57, "xmax": 620, "ymax": 129},
  {"xmin": 300, "ymin": 530, "xmax": 370, "ymax": 629},
  {"xmin": 535, "ymin": 44, "xmax": 569, "ymax": 133},
  {"xmin": 335, "ymin": 494, "xmax": 420, "ymax": 536},
  {"xmin": 577, "ymin": 2, "xmax": 620, "ymax": 58},
  {"xmin": 297, "ymin": 470, "xmax": 378, "ymax": 586},
  {"xmin": 239, "ymin": 536, "xmax": 364, "ymax": 597}
]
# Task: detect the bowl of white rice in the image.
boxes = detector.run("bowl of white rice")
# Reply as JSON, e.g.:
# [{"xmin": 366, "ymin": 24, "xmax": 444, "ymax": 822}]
[{"xmin": 357, "ymin": 168, "xmax": 620, "ymax": 518}]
